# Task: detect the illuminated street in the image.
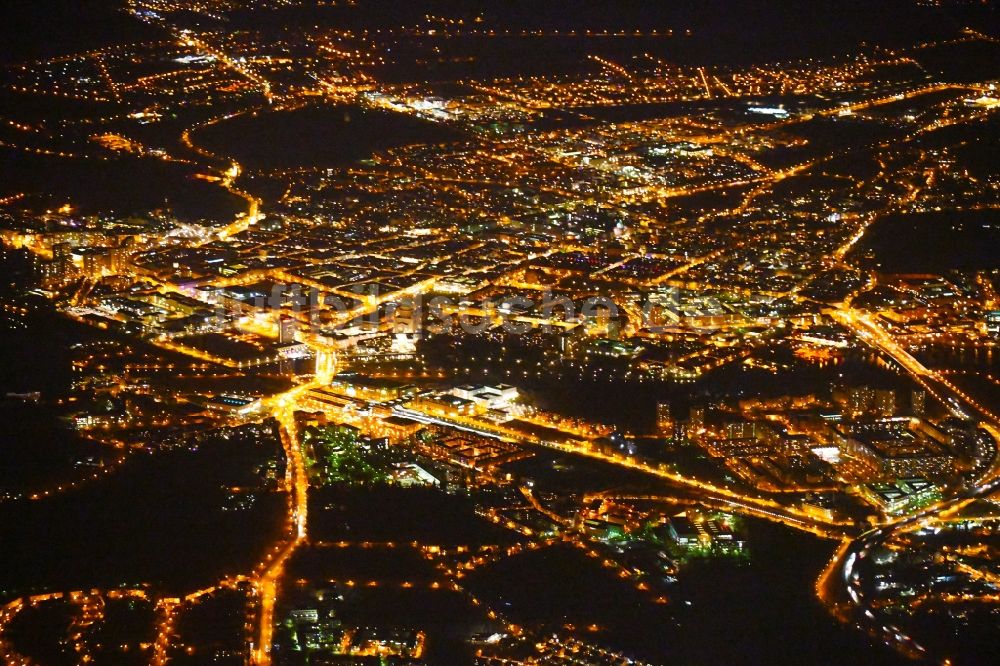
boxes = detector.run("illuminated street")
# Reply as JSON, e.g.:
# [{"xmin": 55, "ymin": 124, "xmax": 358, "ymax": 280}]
[{"xmin": 1, "ymin": 1, "xmax": 1000, "ymax": 664}]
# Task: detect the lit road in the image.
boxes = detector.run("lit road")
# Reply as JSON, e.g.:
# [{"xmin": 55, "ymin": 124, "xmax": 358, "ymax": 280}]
[
  {"xmin": 251, "ymin": 385, "xmax": 310, "ymax": 666},
  {"xmin": 3, "ymin": 7, "xmax": 997, "ymax": 662},
  {"xmin": 391, "ymin": 405, "xmax": 852, "ymax": 538},
  {"xmin": 819, "ymin": 469, "xmax": 1000, "ymax": 660},
  {"xmin": 216, "ymin": 163, "xmax": 265, "ymax": 241},
  {"xmin": 814, "ymin": 310, "xmax": 1000, "ymax": 661},
  {"xmin": 252, "ymin": 350, "xmax": 336, "ymax": 664},
  {"xmin": 829, "ymin": 308, "xmax": 1000, "ymax": 426},
  {"xmin": 586, "ymin": 492, "xmax": 848, "ymax": 540}
]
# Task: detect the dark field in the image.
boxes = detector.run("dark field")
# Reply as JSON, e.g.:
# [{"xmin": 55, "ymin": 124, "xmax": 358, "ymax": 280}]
[
  {"xmin": 194, "ymin": 104, "xmax": 462, "ymax": 171},
  {"xmin": 855, "ymin": 209, "xmax": 1000, "ymax": 273}
]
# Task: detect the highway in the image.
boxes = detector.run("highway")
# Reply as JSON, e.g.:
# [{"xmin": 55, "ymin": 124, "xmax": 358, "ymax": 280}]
[
  {"xmin": 819, "ymin": 469, "xmax": 1000, "ymax": 660},
  {"xmin": 829, "ymin": 307, "xmax": 1000, "ymax": 426},
  {"xmin": 391, "ymin": 405, "xmax": 851, "ymax": 538},
  {"xmin": 816, "ymin": 308, "xmax": 1000, "ymax": 660}
]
